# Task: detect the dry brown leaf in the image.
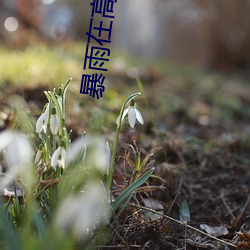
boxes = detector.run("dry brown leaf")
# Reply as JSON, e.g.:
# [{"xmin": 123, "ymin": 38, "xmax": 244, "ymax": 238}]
[{"xmin": 237, "ymin": 231, "xmax": 250, "ymax": 248}]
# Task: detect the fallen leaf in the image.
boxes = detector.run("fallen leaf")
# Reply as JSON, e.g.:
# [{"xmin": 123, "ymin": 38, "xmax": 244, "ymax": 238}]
[
  {"xmin": 200, "ymin": 224, "xmax": 229, "ymax": 237},
  {"xmin": 143, "ymin": 198, "xmax": 164, "ymax": 211},
  {"xmin": 179, "ymin": 199, "xmax": 191, "ymax": 222},
  {"xmin": 237, "ymin": 231, "xmax": 250, "ymax": 248}
]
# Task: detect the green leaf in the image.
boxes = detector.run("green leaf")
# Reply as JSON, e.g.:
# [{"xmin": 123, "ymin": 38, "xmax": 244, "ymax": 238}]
[
  {"xmin": 32, "ymin": 209, "xmax": 46, "ymax": 237},
  {"xmin": 112, "ymin": 193, "xmax": 133, "ymax": 225},
  {"xmin": 179, "ymin": 199, "xmax": 191, "ymax": 222},
  {"xmin": 0, "ymin": 208, "xmax": 21, "ymax": 250},
  {"xmin": 112, "ymin": 167, "xmax": 154, "ymax": 211}
]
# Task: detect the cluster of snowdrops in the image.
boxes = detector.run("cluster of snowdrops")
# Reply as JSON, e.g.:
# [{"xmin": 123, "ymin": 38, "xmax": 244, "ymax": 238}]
[{"xmin": 0, "ymin": 79, "xmax": 153, "ymax": 249}]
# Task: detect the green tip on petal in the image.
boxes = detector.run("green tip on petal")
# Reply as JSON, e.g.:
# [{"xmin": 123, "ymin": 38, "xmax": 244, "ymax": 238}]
[
  {"xmin": 57, "ymin": 87, "xmax": 62, "ymax": 96},
  {"xmin": 42, "ymin": 103, "xmax": 48, "ymax": 113},
  {"xmin": 129, "ymin": 99, "xmax": 135, "ymax": 107},
  {"xmin": 51, "ymin": 106, "xmax": 57, "ymax": 115},
  {"xmin": 59, "ymin": 139, "xmax": 66, "ymax": 148}
]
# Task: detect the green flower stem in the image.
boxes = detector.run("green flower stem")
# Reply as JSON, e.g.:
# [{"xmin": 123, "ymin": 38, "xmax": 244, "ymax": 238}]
[
  {"xmin": 106, "ymin": 92, "xmax": 141, "ymax": 196},
  {"xmin": 63, "ymin": 127, "xmax": 70, "ymax": 150},
  {"xmin": 61, "ymin": 78, "xmax": 72, "ymax": 127},
  {"xmin": 48, "ymin": 79, "xmax": 71, "ymax": 136},
  {"xmin": 44, "ymin": 95, "xmax": 53, "ymax": 164},
  {"xmin": 52, "ymin": 134, "xmax": 56, "ymax": 152}
]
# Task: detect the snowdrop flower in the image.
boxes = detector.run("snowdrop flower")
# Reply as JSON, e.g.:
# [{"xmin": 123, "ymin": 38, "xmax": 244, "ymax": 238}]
[
  {"xmin": 36, "ymin": 103, "xmax": 50, "ymax": 133},
  {"xmin": 0, "ymin": 130, "xmax": 33, "ymax": 190},
  {"xmin": 54, "ymin": 182, "xmax": 109, "ymax": 240},
  {"xmin": 87, "ymin": 137, "xmax": 110, "ymax": 173},
  {"xmin": 121, "ymin": 99, "xmax": 144, "ymax": 128},
  {"xmin": 56, "ymin": 87, "xmax": 63, "ymax": 113},
  {"xmin": 50, "ymin": 106, "xmax": 59, "ymax": 135},
  {"xmin": 35, "ymin": 143, "xmax": 43, "ymax": 164},
  {"xmin": 51, "ymin": 142, "xmax": 67, "ymax": 169},
  {"xmin": 67, "ymin": 135, "xmax": 110, "ymax": 173},
  {"xmin": 57, "ymin": 93, "xmax": 63, "ymax": 112}
]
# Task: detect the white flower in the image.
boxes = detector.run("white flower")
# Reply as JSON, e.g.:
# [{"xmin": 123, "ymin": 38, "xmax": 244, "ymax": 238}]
[
  {"xmin": 50, "ymin": 106, "xmax": 59, "ymax": 135},
  {"xmin": 51, "ymin": 145, "xmax": 67, "ymax": 169},
  {"xmin": 88, "ymin": 137, "xmax": 110, "ymax": 173},
  {"xmin": 121, "ymin": 100, "xmax": 144, "ymax": 128},
  {"xmin": 35, "ymin": 144, "xmax": 43, "ymax": 164},
  {"xmin": 0, "ymin": 130, "xmax": 33, "ymax": 190},
  {"xmin": 67, "ymin": 136, "xmax": 110, "ymax": 173},
  {"xmin": 35, "ymin": 149, "xmax": 42, "ymax": 164},
  {"xmin": 57, "ymin": 95, "xmax": 63, "ymax": 112},
  {"xmin": 56, "ymin": 87, "xmax": 63, "ymax": 111},
  {"xmin": 36, "ymin": 104, "xmax": 49, "ymax": 133},
  {"xmin": 54, "ymin": 182, "xmax": 109, "ymax": 240}
]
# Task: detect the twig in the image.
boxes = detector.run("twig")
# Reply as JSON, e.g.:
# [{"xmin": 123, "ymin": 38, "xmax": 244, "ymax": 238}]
[
  {"xmin": 221, "ymin": 190, "xmax": 236, "ymax": 221},
  {"xmin": 184, "ymin": 221, "xmax": 187, "ymax": 250},
  {"xmin": 233, "ymin": 192, "xmax": 250, "ymax": 227},
  {"xmin": 166, "ymin": 178, "xmax": 183, "ymax": 215},
  {"xmin": 89, "ymin": 245, "xmax": 141, "ymax": 248},
  {"xmin": 130, "ymin": 203, "xmax": 237, "ymax": 249}
]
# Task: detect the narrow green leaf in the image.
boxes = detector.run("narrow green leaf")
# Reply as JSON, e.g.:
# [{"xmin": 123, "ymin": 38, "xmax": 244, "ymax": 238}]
[
  {"xmin": 32, "ymin": 210, "xmax": 45, "ymax": 237},
  {"xmin": 112, "ymin": 193, "xmax": 133, "ymax": 225},
  {"xmin": 135, "ymin": 152, "xmax": 141, "ymax": 172},
  {"xmin": 112, "ymin": 167, "xmax": 154, "ymax": 211},
  {"xmin": 62, "ymin": 78, "xmax": 72, "ymax": 98},
  {"xmin": 0, "ymin": 208, "xmax": 21, "ymax": 250}
]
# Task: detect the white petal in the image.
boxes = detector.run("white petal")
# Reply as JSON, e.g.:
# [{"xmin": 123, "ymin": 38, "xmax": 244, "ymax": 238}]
[
  {"xmin": 44, "ymin": 104, "xmax": 50, "ymax": 118},
  {"xmin": 36, "ymin": 104, "xmax": 50, "ymax": 134},
  {"xmin": 58, "ymin": 159, "xmax": 65, "ymax": 169},
  {"xmin": 6, "ymin": 133, "xmax": 32, "ymax": 170},
  {"xmin": 92, "ymin": 138, "xmax": 110, "ymax": 173},
  {"xmin": 135, "ymin": 109, "xmax": 144, "ymax": 125},
  {"xmin": 36, "ymin": 113, "xmax": 45, "ymax": 133},
  {"xmin": 35, "ymin": 150, "xmax": 42, "ymax": 164},
  {"xmin": 121, "ymin": 108, "xmax": 129, "ymax": 121},
  {"xmin": 128, "ymin": 107, "xmax": 136, "ymax": 128},
  {"xmin": 67, "ymin": 137, "xmax": 88, "ymax": 163},
  {"xmin": 1, "ymin": 131, "xmax": 33, "ymax": 190},
  {"xmin": 41, "ymin": 122, "xmax": 47, "ymax": 133},
  {"xmin": 54, "ymin": 182, "xmax": 109, "ymax": 240},
  {"xmin": 50, "ymin": 114, "xmax": 59, "ymax": 135},
  {"xmin": 0, "ymin": 130, "xmax": 14, "ymax": 151},
  {"xmin": 116, "ymin": 116, "xmax": 120, "ymax": 125},
  {"xmin": 60, "ymin": 148, "xmax": 67, "ymax": 169},
  {"xmin": 57, "ymin": 96, "xmax": 63, "ymax": 112},
  {"xmin": 51, "ymin": 147, "xmax": 61, "ymax": 168}
]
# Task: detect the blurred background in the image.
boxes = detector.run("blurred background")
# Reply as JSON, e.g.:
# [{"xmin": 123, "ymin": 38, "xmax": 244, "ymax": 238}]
[
  {"xmin": 1, "ymin": 0, "xmax": 250, "ymax": 136},
  {"xmin": 0, "ymin": 2, "xmax": 250, "ymax": 248},
  {"xmin": 1, "ymin": 0, "xmax": 250, "ymax": 72}
]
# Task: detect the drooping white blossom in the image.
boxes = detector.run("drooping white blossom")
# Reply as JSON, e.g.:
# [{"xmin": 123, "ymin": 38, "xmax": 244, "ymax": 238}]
[
  {"xmin": 0, "ymin": 130, "xmax": 33, "ymax": 190},
  {"xmin": 36, "ymin": 103, "xmax": 50, "ymax": 133},
  {"xmin": 51, "ymin": 145, "xmax": 67, "ymax": 169},
  {"xmin": 54, "ymin": 182, "xmax": 109, "ymax": 240},
  {"xmin": 67, "ymin": 135, "xmax": 110, "ymax": 173},
  {"xmin": 57, "ymin": 95, "xmax": 63, "ymax": 112},
  {"xmin": 120, "ymin": 99, "xmax": 144, "ymax": 128},
  {"xmin": 50, "ymin": 106, "xmax": 59, "ymax": 135},
  {"xmin": 35, "ymin": 144, "xmax": 43, "ymax": 165}
]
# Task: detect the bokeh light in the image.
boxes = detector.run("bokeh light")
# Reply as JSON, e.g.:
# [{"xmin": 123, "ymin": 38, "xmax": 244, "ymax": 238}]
[
  {"xmin": 41, "ymin": 0, "xmax": 55, "ymax": 5},
  {"xmin": 4, "ymin": 17, "xmax": 19, "ymax": 32}
]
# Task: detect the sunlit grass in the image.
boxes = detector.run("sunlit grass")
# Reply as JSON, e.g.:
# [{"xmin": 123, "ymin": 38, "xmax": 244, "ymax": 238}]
[{"xmin": 0, "ymin": 43, "xmax": 84, "ymax": 87}]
